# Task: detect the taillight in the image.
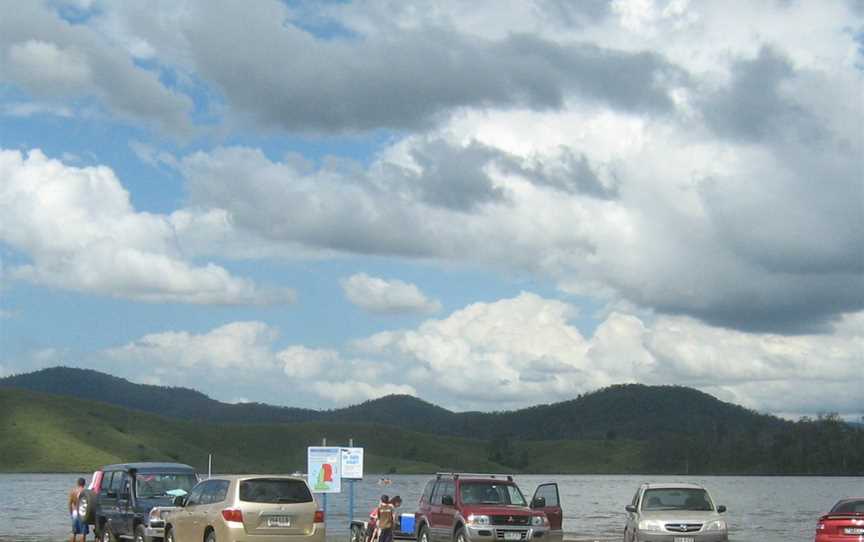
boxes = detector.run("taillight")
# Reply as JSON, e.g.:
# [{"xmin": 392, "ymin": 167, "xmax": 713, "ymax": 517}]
[
  {"xmin": 222, "ymin": 508, "xmax": 244, "ymax": 523},
  {"xmin": 314, "ymin": 510, "xmax": 325, "ymax": 523}
]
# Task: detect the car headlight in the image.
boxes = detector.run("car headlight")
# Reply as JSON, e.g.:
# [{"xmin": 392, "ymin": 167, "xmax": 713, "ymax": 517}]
[
  {"xmin": 531, "ymin": 516, "xmax": 548, "ymax": 526},
  {"xmin": 638, "ymin": 520, "xmax": 664, "ymax": 532},
  {"xmin": 148, "ymin": 508, "xmax": 165, "ymax": 525},
  {"xmin": 467, "ymin": 515, "xmax": 490, "ymax": 526},
  {"xmin": 704, "ymin": 519, "xmax": 727, "ymax": 532}
]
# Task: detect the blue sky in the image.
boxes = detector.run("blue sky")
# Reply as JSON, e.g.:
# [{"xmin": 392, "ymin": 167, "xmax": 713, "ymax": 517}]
[{"xmin": 0, "ymin": 0, "xmax": 861, "ymax": 418}]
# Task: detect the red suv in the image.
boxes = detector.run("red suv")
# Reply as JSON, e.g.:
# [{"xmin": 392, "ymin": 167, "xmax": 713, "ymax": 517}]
[{"xmin": 415, "ymin": 473, "xmax": 562, "ymax": 542}]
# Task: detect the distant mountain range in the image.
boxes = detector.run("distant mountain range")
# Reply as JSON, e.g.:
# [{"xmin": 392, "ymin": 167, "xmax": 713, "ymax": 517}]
[
  {"xmin": 2, "ymin": 366, "xmax": 862, "ymax": 475},
  {"xmin": 0, "ymin": 366, "xmax": 787, "ymax": 440}
]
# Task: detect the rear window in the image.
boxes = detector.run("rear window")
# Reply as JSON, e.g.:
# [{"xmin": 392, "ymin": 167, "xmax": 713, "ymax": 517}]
[
  {"xmin": 832, "ymin": 500, "xmax": 864, "ymax": 514},
  {"xmin": 239, "ymin": 478, "xmax": 313, "ymax": 504}
]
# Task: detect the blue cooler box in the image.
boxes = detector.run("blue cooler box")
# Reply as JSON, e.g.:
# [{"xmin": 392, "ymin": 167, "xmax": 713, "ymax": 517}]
[{"xmin": 399, "ymin": 513, "xmax": 416, "ymax": 534}]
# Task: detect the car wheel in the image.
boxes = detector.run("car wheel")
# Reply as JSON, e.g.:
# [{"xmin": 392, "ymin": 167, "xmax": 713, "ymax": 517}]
[
  {"xmin": 164, "ymin": 527, "xmax": 175, "ymax": 542},
  {"xmin": 77, "ymin": 490, "xmax": 95, "ymax": 524},
  {"xmin": 351, "ymin": 524, "xmax": 365, "ymax": 542},
  {"xmin": 454, "ymin": 527, "xmax": 468, "ymax": 542},
  {"xmin": 205, "ymin": 530, "xmax": 217, "ymax": 542},
  {"xmin": 134, "ymin": 524, "xmax": 147, "ymax": 542},
  {"xmin": 419, "ymin": 525, "xmax": 431, "ymax": 542},
  {"xmin": 101, "ymin": 524, "xmax": 116, "ymax": 542}
]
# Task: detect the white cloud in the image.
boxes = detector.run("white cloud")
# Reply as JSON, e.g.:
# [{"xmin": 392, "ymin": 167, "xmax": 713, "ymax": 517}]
[
  {"xmin": 107, "ymin": 321, "xmax": 282, "ymax": 371},
  {"xmin": 72, "ymin": 293, "xmax": 862, "ymax": 416},
  {"xmin": 312, "ymin": 381, "xmax": 416, "ymax": 404},
  {"xmin": 279, "ymin": 346, "xmax": 338, "ymax": 379},
  {"xmin": 357, "ymin": 293, "xmax": 864, "ymax": 414},
  {"xmin": 341, "ymin": 273, "xmax": 441, "ymax": 314},
  {"xmin": 0, "ymin": 3, "xmax": 192, "ymax": 133},
  {"xmin": 1, "ymin": 101, "xmax": 73, "ymax": 118},
  {"xmin": 0, "ymin": 149, "xmax": 293, "ymax": 305}
]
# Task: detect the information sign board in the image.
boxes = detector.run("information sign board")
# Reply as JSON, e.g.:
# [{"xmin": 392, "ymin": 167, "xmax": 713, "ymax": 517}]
[
  {"xmin": 341, "ymin": 447, "xmax": 364, "ymax": 479},
  {"xmin": 307, "ymin": 446, "xmax": 341, "ymax": 493}
]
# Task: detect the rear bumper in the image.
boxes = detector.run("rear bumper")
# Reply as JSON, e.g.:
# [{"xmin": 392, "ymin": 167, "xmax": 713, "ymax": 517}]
[
  {"xmin": 634, "ymin": 532, "xmax": 728, "ymax": 542},
  {"xmin": 218, "ymin": 523, "xmax": 326, "ymax": 542}
]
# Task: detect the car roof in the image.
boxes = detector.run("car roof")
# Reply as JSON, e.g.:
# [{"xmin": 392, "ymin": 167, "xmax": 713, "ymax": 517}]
[
  {"xmin": 643, "ymin": 483, "xmax": 707, "ymax": 490},
  {"xmin": 100, "ymin": 462, "xmax": 197, "ymax": 473},
  {"xmin": 197, "ymin": 474, "xmax": 309, "ymax": 483}
]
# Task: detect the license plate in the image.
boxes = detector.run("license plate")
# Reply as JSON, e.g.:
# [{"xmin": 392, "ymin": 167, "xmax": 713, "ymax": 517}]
[
  {"xmin": 503, "ymin": 532, "xmax": 522, "ymax": 540},
  {"xmin": 673, "ymin": 538, "xmax": 694, "ymax": 542},
  {"xmin": 845, "ymin": 528, "xmax": 864, "ymax": 535},
  {"xmin": 266, "ymin": 516, "xmax": 291, "ymax": 527}
]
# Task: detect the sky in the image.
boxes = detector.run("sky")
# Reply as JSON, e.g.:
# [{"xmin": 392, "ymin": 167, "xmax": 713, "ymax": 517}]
[{"xmin": 0, "ymin": 0, "xmax": 862, "ymax": 420}]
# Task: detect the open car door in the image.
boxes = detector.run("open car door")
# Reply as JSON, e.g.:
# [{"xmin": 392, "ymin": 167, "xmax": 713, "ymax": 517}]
[{"xmin": 531, "ymin": 483, "xmax": 563, "ymax": 542}]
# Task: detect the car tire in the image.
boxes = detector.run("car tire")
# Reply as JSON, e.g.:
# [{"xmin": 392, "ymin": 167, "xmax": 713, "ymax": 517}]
[
  {"xmin": 77, "ymin": 490, "xmax": 96, "ymax": 524},
  {"xmin": 351, "ymin": 524, "xmax": 365, "ymax": 542},
  {"xmin": 454, "ymin": 527, "xmax": 468, "ymax": 542},
  {"xmin": 164, "ymin": 527, "xmax": 175, "ymax": 542},
  {"xmin": 419, "ymin": 524, "xmax": 431, "ymax": 542},
  {"xmin": 134, "ymin": 524, "xmax": 147, "ymax": 542},
  {"xmin": 205, "ymin": 530, "xmax": 217, "ymax": 542},
  {"xmin": 101, "ymin": 524, "xmax": 116, "ymax": 542}
]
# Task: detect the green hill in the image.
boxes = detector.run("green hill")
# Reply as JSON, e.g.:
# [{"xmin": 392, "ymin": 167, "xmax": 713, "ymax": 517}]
[
  {"xmin": 2, "ymin": 367, "xmax": 862, "ymax": 475},
  {"xmin": 0, "ymin": 388, "xmax": 644, "ymax": 474},
  {"xmin": 0, "ymin": 367, "xmax": 794, "ymax": 441}
]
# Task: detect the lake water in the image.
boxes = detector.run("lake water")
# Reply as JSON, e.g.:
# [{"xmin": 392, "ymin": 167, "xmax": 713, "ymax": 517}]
[{"xmin": 2, "ymin": 474, "xmax": 861, "ymax": 542}]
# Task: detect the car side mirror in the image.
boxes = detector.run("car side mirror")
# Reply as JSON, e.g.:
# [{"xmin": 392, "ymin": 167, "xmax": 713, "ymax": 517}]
[
  {"xmin": 717, "ymin": 505, "xmax": 726, "ymax": 513},
  {"xmin": 442, "ymin": 495, "xmax": 454, "ymax": 506},
  {"xmin": 531, "ymin": 497, "xmax": 546, "ymax": 508},
  {"xmin": 625, "ymin": 505, "xmax": 636, "ymax": 513},
  {"xmin": 173, "ymin": 496, "xmax": 187, "ymax": 507}
]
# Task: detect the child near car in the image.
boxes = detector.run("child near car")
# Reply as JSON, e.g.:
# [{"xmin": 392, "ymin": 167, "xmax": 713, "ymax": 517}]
[{"xmin": 68, "ymin": 477, "xmax": 89, "ymax": 542}]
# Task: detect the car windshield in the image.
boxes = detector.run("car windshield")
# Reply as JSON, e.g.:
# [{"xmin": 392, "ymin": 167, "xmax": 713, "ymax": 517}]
[
  {"xmin": 641, "ymin": 489, "xmax": 714, "ymax": 512},
  {"xmin": 832, "ymin": 500, "xmax": 864, "ymax": 514},
  {"xmin": 136, "ymin": 473, "xmax": 198, "ymax": 499},
  {"xmin": 460, "ymin": 482, "xmax": 527, "ymax": 506}
]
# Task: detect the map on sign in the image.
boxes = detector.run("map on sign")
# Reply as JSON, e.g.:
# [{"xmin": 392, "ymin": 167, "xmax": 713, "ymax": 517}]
[
  {"xmin": 308, "ymin": 446, "xmax": 341, "ymax": 493},
  {"xmin": 341, "ymin": 447, "xmax": 364, "ymax": 479}
]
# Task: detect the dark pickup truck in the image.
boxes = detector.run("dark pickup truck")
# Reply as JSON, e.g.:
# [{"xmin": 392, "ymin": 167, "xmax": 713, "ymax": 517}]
[{"xmin": 78, "ymin": 462, "xmax": 199, "ymax": 542}]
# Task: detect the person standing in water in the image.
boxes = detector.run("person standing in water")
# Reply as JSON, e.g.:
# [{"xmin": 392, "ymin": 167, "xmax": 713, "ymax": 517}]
[{"xmin": 68, "ymin": 477, "xmax": 89, "ymax": 542}]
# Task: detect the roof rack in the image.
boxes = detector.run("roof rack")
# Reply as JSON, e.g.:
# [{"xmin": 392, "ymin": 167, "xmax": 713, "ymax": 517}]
[{"xmin": 435, "ymin": 472, "xmax": 514, "ymax": 482}]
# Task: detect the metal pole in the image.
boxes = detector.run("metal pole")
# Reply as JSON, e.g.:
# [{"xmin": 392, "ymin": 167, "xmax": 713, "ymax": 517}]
[
  {"xmin": 208, "ymin": 454, "xmax": 212, "ymax": 479},
  {"xmin": 348, "ymin": 438, "xmax": 355, "ymax": 522},
  {"xmin": 321, "ymin": 438, "xmax": 328, "ymax": 526}
]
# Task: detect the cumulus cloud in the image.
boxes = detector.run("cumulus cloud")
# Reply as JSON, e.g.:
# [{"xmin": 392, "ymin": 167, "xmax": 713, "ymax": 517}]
[
  {"xmin": 0, "ymin": 2, "xmax": 192, "ymax": 133},
  {"xmin": 101, "ymin": 324, "xmax": 417, "ymax": 406},
  {"xmin": 106, "ymin": 322, "xmax": 283, "ymax": 370},
  {"xmin": 0, "ymin": 149, "xmax": 293, "ymax": 305},
  {"xmin": 341, "ymin": 273, "xmax": 441, "ymax": 314},
  {"xmin": 90, "ymin": 294, "xmax": 864, "ymax": 416},
  {"xmin": 86, "ymin": 0, "xmax": 684, "ymax": 133},
  {"xmin": 355, "ymin": 293, "xmax": 864, "ymax": 414}
]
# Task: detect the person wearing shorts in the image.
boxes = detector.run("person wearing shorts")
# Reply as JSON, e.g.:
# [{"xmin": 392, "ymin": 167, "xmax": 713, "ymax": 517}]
[{"xmin": 69, "ymin": 477, "xmax": 89, "ymax": 542}]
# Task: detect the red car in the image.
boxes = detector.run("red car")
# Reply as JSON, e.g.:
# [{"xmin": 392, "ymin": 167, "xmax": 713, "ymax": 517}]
[
  {"xmin": 816, "ymin": 498, "xmax": 864, "ymax": 541},
  {"xmin": 415, "ymin": 473, "xmax": 562, "ymax": 542}
]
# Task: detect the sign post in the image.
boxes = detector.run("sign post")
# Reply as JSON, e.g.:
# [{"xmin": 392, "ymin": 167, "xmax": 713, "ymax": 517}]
[{"xmin": 341, "ymin": 442, "xmax": 364, "ymax": 522}]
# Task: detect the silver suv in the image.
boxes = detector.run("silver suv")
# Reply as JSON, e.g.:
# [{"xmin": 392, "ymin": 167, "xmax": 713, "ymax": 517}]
[{"xmin": 623, "ymin": 483, "xmax": 728, "ymax": 542}]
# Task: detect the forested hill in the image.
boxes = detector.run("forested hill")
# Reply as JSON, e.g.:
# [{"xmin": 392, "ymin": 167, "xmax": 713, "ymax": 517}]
[
  {"xmin": 1, "ymin": 367, "xmax": 789, "ymax": 441},
  {"xmin": 0, "ymin": 367, "xmax": 323, "ymax": 424},
  {"xmin": 2, "ymin": 367, "xmax": 863, "ymax": 475}
]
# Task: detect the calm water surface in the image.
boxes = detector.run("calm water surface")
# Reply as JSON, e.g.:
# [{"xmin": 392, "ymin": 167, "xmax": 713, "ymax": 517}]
[{"xmin": 2, "ymin": 474, "xmax": 861, "ymax": 542}]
